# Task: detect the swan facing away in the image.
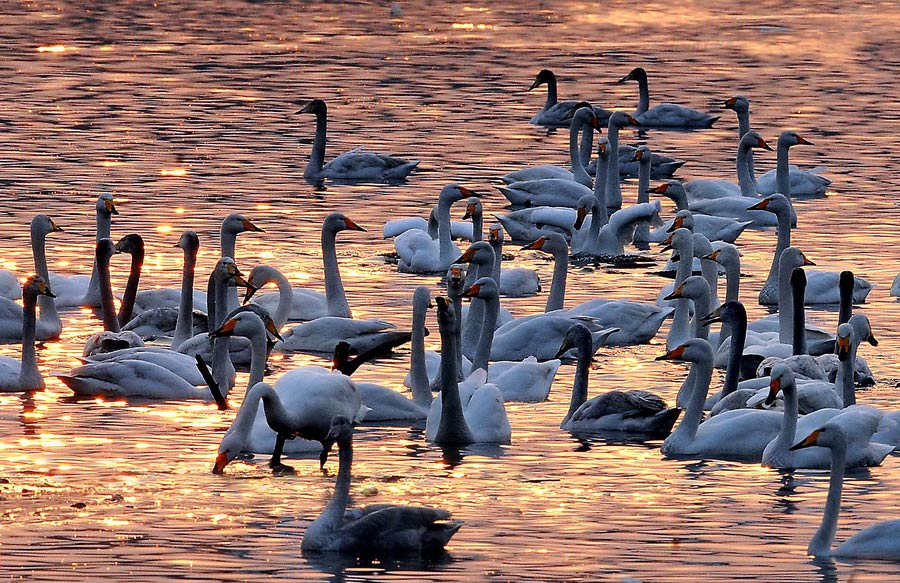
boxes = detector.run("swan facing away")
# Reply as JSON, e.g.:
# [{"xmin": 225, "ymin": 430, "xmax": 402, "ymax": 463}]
[
  {"xmin": 298, "ymin": 99, "xmax": 419, "ymax": 183},
  {"xmin": 791, "ymin": 423, "xmax": 900, "ymax": 560},
  {"xmin": 617, "ymin": 67, "xmax": 719, "ymax": 129},
  {"xmin": 301, "ymin": 416, "xmax": 462, "ymax": 557}
]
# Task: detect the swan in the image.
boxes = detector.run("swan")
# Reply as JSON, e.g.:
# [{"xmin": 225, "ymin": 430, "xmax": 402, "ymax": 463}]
[
  {"xmin": 761, "ymin": 364, "xmax": 890, "ymax": 469},
  {"xmin": 80, "ymin": 347, "xmax": 206, "ymax": 386},
  {"xmin": 558, "ymin": 324, "xmax": 680, "ymax": 435},
  {"xmin": 603, "ymin": 111, "xmax": 642, "ymax": 211},
  {"xmin": 0, "ymin": 215, "xmax": 64, "ymax": 342},
  {"xmin": 681, "ymin": 131, "xmax": 772, "ymax": 200},
  {"xmin": 579, "ymin": 118, "xmax": 684, "ymax": 179},
  {"xmin": 110, "ymin": 233, "xmax": 144, "ymax": 327},
  {"xmin": 496, "ymin": 177, "xmax": 592, "ymax": 208},
  {"xmin": 393, "ymin": 184, "xmax": 476, "ymax": 273},
  {"xmin": 221, "ymin": 213, "xmax": 264, "ymax": 313},
  {"xmin": 574, "ymin": 198, "xmax": 664, "ymax": 257},
  {"xmin": 382, "ymin": 202, "xmax": 481, "ymax": 241},
  {"xmin": 790, "ymin": 423, "xmax": 900, "ymax": 560},
  {"xmin": 210, "ymin": 311, "xmax": 368, "ymax": 473},
  {"xmin": 300, "ymin": 415, "xmax": 462, "ymax": 556},
  {"xmin": 122, "ymin": 231, "xmax": 205, "ymax": 348},
  {"xmin": 486, "ymin": 224, "xmax": 540, "ymax": 297},
  {"xmin": 645, "ymin": 209, "xmax": 751, "ymax": 247},
  {"xmin": 297, "ymin": 99, "xmax": 419, "ymax": 182},
  {"xmin": 722, "ymin": 95, "xmax": 755, "ymax": 177},
  {"xmin": 49, "ymin": 193, "xmax": 117, "ymax": 308},
  {"xmin": 81, "ymin": 238, "xmax": 144, "ymax": 357},
  {"xmin": 662, "ymin": 228, "xmax": 694, "ymax": 350},
  {"xmin": 424, "ymin": 297, "xmax": 511, "ymax": 445},
  {"xmin": 616, "ymin": 67, "xmax": 719, "ymax": 128},
  {"xmin": 463, "ymin": 277, "xmax": 560, "ymax": 402},
  {"xmin": 253, "ymin": 212, "xmax": 366, "ymax": 321},
  {"xmin": 0, "ymin": 270, "xmax": 20, "ymax": 301},
  {"xmin": 631, "ymin": 145, "xmax": 653, "ymax": 244},
  {"xmin": 527, "ymin": 69, "xmax": 611, "ymax": 127},
  {"xmin": 658, "ymin": 339, "xmax": 782, "ymax": 460},
  {"xmin": 0, "ymin": 276, "xmax": 55, "ymax": 392},
  {"xmin": 651, "ymin": 181, "xmax": 787, "ymax": 228},
  {"xmin": 504, "ymin": 104, "xmax": 600, "ymax": 186}
]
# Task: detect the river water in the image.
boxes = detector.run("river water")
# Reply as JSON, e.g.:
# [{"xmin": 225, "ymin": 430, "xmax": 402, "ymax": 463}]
[{"xmin": 1, "ymin": 1, "xmax": 899, "ymax": 581}]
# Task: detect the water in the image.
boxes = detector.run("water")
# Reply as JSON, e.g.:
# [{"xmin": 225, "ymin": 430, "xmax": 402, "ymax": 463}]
[{"xmin": 1, "ymin": 1, "xmax": 899, "ymax": 581}]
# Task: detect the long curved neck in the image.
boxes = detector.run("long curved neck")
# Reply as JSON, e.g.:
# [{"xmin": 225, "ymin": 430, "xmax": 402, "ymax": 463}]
[
  {"xmin": 592, "ymin": 153, "xmax": 609, "ymax": 227},
  {"xmin": 19, "ymin": 290, "xmax": 42, "ymax": 389},
  {"xmin": 635, "ymin": 73, "xmax": 650, "ymax": 116},
  {"xmin": 229, "ymin": 384, "xmax": 265, "ymax": 450},
  {"xmin": 246, "ymin": 325, "xmax": 269, "ymax": 390},
  {"xmin": 635, "ymin": 157, "xmax": 651, "ymax": 242},
  {"xmin": 840, "ymin": 342, "xmax": 858, "ymax": 406},
  {"xmin": 98, "ymin": 251, "xmax": 120, "ymax": 332},
  {"xmin": 793, "ymin": 278, "xmax": 807, "ymax": 356},
  {"xmin": 778, "ymin": 259, "xmax": 795, "ymax": 345},
  {"xmin": 463, "ymin": 257, "xmax": 493, "ymax": 357},
  {"xmin": 736, "ymin": 139, "xmax": 758, "ymax": 196},
  {"xmin": 489, "ymin": 240, "xmax": 502, "ymax": 283},
  {"xmin": 322, "ymin": 226, "xmax": 351, "ymax": 318},
  {"xmin": 319, "ymin": 435, "xmax": 353, "ymax": 529},
  {"xmin": 471, "ymin": 212, "xmax": 483, "ymax": 243},
  {"xmin": 84, "ymin": 210, "xmax": 112, "ymax": 306},
  {"xmin": 471, "ymin": 294, "xmax": 498, "ymax": 374},
  {"xmin": 670, "ymin": 353, "xmax": 714, "ymax": 444},
  {"xmin": 408, "ymin": 296, "xmax": 431, "ymax": 406},
  {"xmin": 31, "ymin": 227, "xmax": 60, "ymax": 328},
  {"xmin": 668, "ymin": 188, "xmax": 689, "ymax": 211},
  {"xmin": 570, "ymin": 120, "xmax": 591, "ymax": 186},
  {"xmin": 266, "ymin": 266, "xmax": 293, "ymax": 330},
  {"xmin": 437, "ymin": 197, "xmax": 455, "ymax": 267},
  {"xmin": 605, "ymin": 124, "xmax": 622, "ymax": 210},
  {"xmin": 563, "ymin": 332, "xmax": 592, "ymax": 424},
  {"xmin": 721, "ymin": 311, "xmax": 746, "ymax": 396},
  {"xmin": 546, "ymin": 246, "xmax": 568, "ymax": 312},
  {"xmin": 724, "ymin": 259, "xmax": 740, "ymax": 304},
  {"xmin": 543, "ymin": 75, "xmax": 558, "ymax": 110},
  {"xmin": 669, "ymin": 242, "xmax": 693, "ymax": 345},
  {"xmin": 436, "ymin": 316, "xmax": 473, "ymax": 445},
  {"xmin": 766, "ymin": 210, "xmax": 792, "ymax": 291},
  {"xmin": 579, "ymin": 124, "xmax": 594, "ymax": 168},
  {"xmin": 448, "ymin": 285, "xmax": 464, "ymax": 378},
  {"xmin": 689, "ymin": 290, "xmax": 712, "ymax": 341},
  {"xmin": 586, "ymin": 202, "xmax": 602, "ymax": 251},
  {"xmin": 776, "ymin": 139, "xmax": 791, "ymax": 197},
  {"xmin": 771, "ymin": 380, "xmax": 800, "ymax": 457},
  {"xmin": 306, "ymin": 111, "xmax": 327, "ymax": 179},
  {"xmin": 809, "ymin": 441, "xmax": 847, "ymax": 557},
  {"xmin": 212, "ymin": 270, "xmax": 234, "ymax": 395},
  {"xmin": 172, "ymin": 245, "xmax": 197, "ymax": 350},
  {"xmin": 117, "ymin": 250, "xmax": 143, "ymax": 326}
]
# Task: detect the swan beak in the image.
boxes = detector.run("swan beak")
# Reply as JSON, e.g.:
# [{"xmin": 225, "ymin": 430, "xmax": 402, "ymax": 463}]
[
  {"xmin": 210, "ymin": 318, "xmax": 238, "ymax": 339},
  {"xmin": 662, "ymin": 283, "xmax": 685, "ymax": 301},
  {"xmin": 462, "ymin": 284, "xmax": 481, "ymax": 298},
  {"xmin": 343, "ymin": 217, "xmax": 366, "ymax": 232},
  {"xmin": 488, "ymin": 228, "xmax": 501, "ymax": 242},
  {"xmin": 801, "ymin": 253, "xmax": 816, "ymax": 267},
  {"xmin": 49, "ymin": 219, "xmax": 63, "ymax": 233},
  {"xmin": 590, "ymin": 114, "xmax": 601, "ymax": 129},
  {"xmin": 666, "ymin": 216, "xmax": 684, "ymax": 233},
  {"xmin": 626, "ymin": 114, "xmax": 642, "ymax": 126},
  {"xmin": 435, "ymin": 296, "xmax": 451, "ymax": 311},
  {"xmin": 747, "ymin": 198, "xmax": 770, "ymax": 211},
  {"xmin": 836, "ymin": 334, "xmax": 851, "ymax": 359},
  {"xmin": 790, "ymin": 429, "xmax": 821, "ymax": 451},
  {"xmin": 867, "ymin": 334, "xmax": 878, "ymax": 347},
  {"xmin": 105, "ymin": 199, "xmax": 119, "ymax": 215},
  {"xmin": 699, "ymin": 305, "xmax": 723, "ymax": 326},
  {"xmin": 651, "ymin": 183, "xmax": 670, "ymax": 195},
  {"xmin": 242, "ymin": 218, "xmax": 264, "ymax": 233},
  {"xmin": 455, "ymin": 246, "xmax": 478, "ymax": 264},
  {"xmin": 723, "ymin": 97, "xmax": 737, "ymax": 109},
  {"xmin": 36, "ymin": 280, "xmax": 55, "ymax": 298},
  {"xmin": 764, "ymin": 377, "xmax": 781, "ymax": 407},
  {"xmin": 616, "ymin": 72, "xmax": 632, "ymax": 84},
  {"xmin": 757, "ymin": 137, "xmax": 774, "ymax": 151},
  {"xmin": 448, "ymin": 266, "xmax": 465, "ymax": 283},
  {"xmin": 631, "ymin": 150, "xmax": 644, "ymax": 162},
  {"xmin": 242, "ymin": 284, "xmax": 259, "ymax": 304},
  {"xmin": 702, "ymin": 249, "xmax": 720, "ymax": 261},
  {"xmin": 521, "ymin": 236, "xmax": 546, "ymax": 251},
  {"xmin": 574, "ymin": 207, "xmax": 588, "ymax": 230},
  {"xmin": 796, "ymin": 135, "xmax": 813, "ymax": 146},
  {"xmin": 656, "ymin": 344, "xmax": 686, "ymax": 361},
  {"xmin": 661, "ymin": 231, "xmax": 674, "ymax": 246},
  {"xmin": 458, "ymin": 186, "xmax": 478, "ymax": 197},
  {"xmin": 554, "ymin": 338, "xmax": 573, "ymax": 359},
  {"xmin": 296, "ymin": 102, "xmax": 316, "ymax": 114},
  {"xmin": 598, "ymin": 142, "xmax": 607, "ymax": 155},
  {"xmin": 527, "ymin": 76, "xmax": 543, "ymax": 91},
  {"xmin": 265, "ymin": 319, "xmax": 284, "ymax": 342},
  {"xmin": 463, "ymin": 203, "xmax": 477, "ymax": 220},
  {"xmin": 212, "ymin": 453, "xmax": 229, "ymax": 474}
]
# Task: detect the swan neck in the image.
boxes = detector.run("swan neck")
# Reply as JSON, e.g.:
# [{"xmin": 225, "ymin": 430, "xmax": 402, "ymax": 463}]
[
  {"xmin": 635, "ymin": 74, "xmax": 649, "ymax": 116},
  {"xmin": 471, "ymin": 294, "xmax": 498, "ymax": 374},
  {"xmin": 793, "ymin": 280, "xmax": 807, "ymax": 356},
  {"xmin": 690, "ymin": 290, "xmax": 712, "ymax": 342},
  {"xmin": 778, "ymin": 258, "xmax": 794, "ymax": 345},
  {"xmin": 563, "ymin": 332, "xmax": 592, "ymax": 424},
  {"xmin": 31, "ymin": 225, "xmax": 60, "ymax": 329},
  {"xmin": 546, "ymin": 247, "xmax": 568, "ymax": 312},
  {"xmin": 776, "ymin": 140, "xmax": 791, "ymax": 197},
  {"xmin": 409, "ymin": 295, "xmax": 431, "ymax": 406},
  {"xmin": 766, "ymin": 211, "xmax": 792, "ymax": 293},
  {"xmin": 98, "ymin": 249, "xmax": 120, "ymax": 332},
  {"xmin": 172, "ymin": 244, "xmax": 197, "ymax": 350},
  {"xmin": 437, "ymin": 198, "xmax": 455, "ymax": 267},
  {"xmin": 489, "ymin": 239, "xmax": 502, "ymax": 283},
  {"xmin": 569, "ymin": 119, "xmax": 591, "ymax": 186},
  {"xmin": 322, "ymin": 225, "xmax": 351, "ymax": 318},
  {"xmin": 724, "ymin": 262, "xmax": 740, "ymax": 304},
  {"xmin": 117, "ymin": 250, "xmax": 143, "ymax": 326},
  {"xmin": 544, "ymin": 75, "xmax": 558, "ymax": 109},
  {"xmin": 721, "ymin": 312, "xmax": 746, "ymax": 396},
  {"xmin": 436, "ymin": 312, "xmax": 473, "ymax": 445},
  {"xmin": 579, "ymin": 124, "xmax": 594, "ymax": 168},
  {"xmin": 211, "ymin": 270, "xmax": 234, "ymax": 395},
  {"xmin": 605, "ymin": 124, "xmax": 622, "ymax": 210},
  {"xmin": 321, "ymin": 436, "xmax": 354, "ymax": 527},
  {"xmin": 247, "ymin": 322, "xmax": 268, "ymax": 389},
  {"xmin": 592, "ymin": 153, "xmax": 609, "ymax": 227},
  {"xmin": 772, "ymin": 379, "xmax": 800, "ymax": 456},
  {"xmin": 839, "ymin": 345, "xmax": 856, "ymax": 406},
  {"xmin": 671, "ymin": 351, "xmax": 714, "ymax": 443},
  {"xmin": 19, "ymin": 290, "xmax": 42, "ymax": 388},
  {"xmin": 266, "ymin": 266, "xmax": 293, "ymax": 330},
  {"xmin": 306, "ymin": 111, "xmax": 327, "ymax": 179},
  {"xmin": 809, "ymin": 441, "xmax": 846, "ymax": 556},
  {"xmin": 736, "ymin": 138, "xmax": 757, "ymax": 196}
]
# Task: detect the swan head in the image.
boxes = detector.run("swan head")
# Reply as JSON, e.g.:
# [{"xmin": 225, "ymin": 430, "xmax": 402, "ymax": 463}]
[
  {"xmin": 222, "ymin": 213, "xmax": 264, "ymax": 235},
  {"xmin": 699, "ymin": 300, "xmax": 745, "ymax": 328},
  {"xmin": 666, "ymin": 210, "xmax": 693, "ymax": 233},
  {"xmin": 779, "ymin": 247, "xmax": 815, "ymax": 273},
  {"xmin": 747, "ymin": 193, "xmax": 791, "ymax": 213},
  {"xmin": 488, "ymin": 224, "xmax": 504, "ymax": 245},
  {"xmin": 650, "ymin": 181, "xmax": 684, "ymax": 200},
  {"xmin": 114, "ymin": 233, "xmax": 144, "ymax": 257},
  {"xmin": 462, "ymin": 197, "xmax": 482, "ymax": 220},
  {"xmin": 296, "ymin": 99, "xmax": 327, "ymax": 116},
  {"xmin": 528, "ymin": 69, "xmax": 556, "ymax": 91},
  {"xmin": 439, "ymin": 184, "xmax": 478, "ymax": 204},
  {"xmin": 703, "ymin": 243, "xmax": 741, "ymax": 267},
  {"xmin": 596, "ymin": 137, "xmax": 609, "ymax": 157},
  {"xmin": 779, "ymin": 130, "xmax": 813, "ymax": 148},
  {"xmin": 95, "ymin": 238, "xmax": 116, "ymax": 264},
  {"xmin": 325, "ymin": 415, "xmax": 354, "ymax": 445},
  {"xmin": 659, "ymin": 227, "xmax": 692, "ymax": 255},
  {"xmin": 723, "ymin": 95, "xmax": 750, "ymax": 113},
  {"xmin": 740, "ymin": 130, "xmax": 773, "ymax": 151},
  {"xmin": 656, "ymin": 338, "xmax": 713, "ymax": 363},
  {"xmin": 32, "ymin": 214, "xmax": 64, "ymax": 237},
  {"xmin": 608, "ymin": 111, "xmax": 642, "ymax": 128},
  {"xmin": 96, "ymin": 192, "xmax": 118, "ymax": 216},
  {"xmin": 848, "ymin": 314, "xmax": 878, "ymax": 348},
  {"xmin": 765, "ymin": 363, "xmax": 794, "ymax": 406},
  {"xmin": 556, "ymin": 324, "xmax": 591, "ymax": 359},
  {"xmin": 435, "ymin": 295, "xmax": 458, "ymax": 335},
  {"xmin": 521, "ymin": 232, "xmax": 568, "ymax": 255},
  {"xmin": 574, "ymin": 195, "xmax": 598, "ymax": 230},
  {"xmin": 324, "ymin": 212, "xmax": 366, "ymax": 234},
  {"xmin": 631, "ymin": 144, "xmax": 651, "ymax": 163},
  {"xmin": 446, "ymin": 265, "xmax": 467, "ymax": 298},
  {"xmin": 23, "ymin": 275, "xmax": 55, "ymax": 300},
  {"xmin": 176, "ymin": 230, "xmax": 200, "ymax": 253},
  {"xmin": 790, "ymin": 422, "xmax": 847, "ymax": 452},
  {"xmin": 663, "ymin": 275, "xmax": 708, "ymax": 302},
  {"xmin": 211, "ymin": 309, "xmax": 282, "ymax": 343},
  {"xmin": 454, "ymin": 241, "xmax": 494, "ymax": 268},
  {"xmin": 218, "ymin": 257, "xmax": 254, "ymax": 290},
  {"xmin": 572, "ymin": 103, "xmax": 600, "ymax": 130},
  {"xmin": 835, "ymin": 323, "xmax": 852, "ymax": 361},
  {"xmin": 462, "ymin": 277, "xmax": 499, "ymax": 301},
  {"xmin": 616, "ymin": 67, "xmax": 646, "ymax": 84}
]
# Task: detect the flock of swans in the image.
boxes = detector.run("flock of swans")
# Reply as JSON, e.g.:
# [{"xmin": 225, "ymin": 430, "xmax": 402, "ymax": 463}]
[{"xmin": 3, "ymin": 65, "xmax": 900, "ymax": 562}]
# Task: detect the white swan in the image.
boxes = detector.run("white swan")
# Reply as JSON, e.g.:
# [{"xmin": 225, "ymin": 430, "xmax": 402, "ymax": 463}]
[
  {"xmin": 300, "ymin": 416, "xmax": 462, "ymax": 556},
  {"xmin": 0, "ymin": 276, "xmax": 55, "ymax": 392},
  {"xmin": 298, "ymin": 99, "xmax": 418, "ymax": 182},
  {"xmin": 393, "ymin": 184, "xmax": 476, "ymax": 273},
  {"xmin": 574, "ymin": 198, "xmax": 664, "ymax": 257},
  {"xmin": 760, "ymin": 365, "xmax": 890, "ymax": 469},
  {"xmin": 220, "ymin": 213, "xmax": 264, "ymax": 313},
  {"xmin": 252, "ymin": 212, "xmax": 366, "ymax": 322},
  {"xmin": 790, "ymin": 423, "xmax": 900, "ymax": 560},
  {"xmin": 617, "ymin": 67, "xmax": 719, "ymax": 128},
  {"xmin": 603, "ymin": 111, "xmax": 642, "ymax": 211},
  {"xmin": 651, "ymin": 181, "xmax": 785, "ymax": 228},
  {"xmin": 750, "ymin": 194, "xmax": 871, "ymax": 305},
  {"xmin": 382, "ymin": 202, "xmax": 480, "ymax": 241},
  {"xmin": 425, "ymin": 297, "xmax": 511, "ymax": 445},
  {"xmin": 658, "ymin": 339, "xmax": 782, "ymax": 460},
  {"xmin": 646, "ymin": 209, "xmax": 751, "ymax": 245},
  {"xmin": 0, "ymin": 215, "xmax": 64, "ymax": 342},
  {"xmin": 486, "ymin": 224, "xmax": 540, "ymax": 297},
  {"xmin": 0, "ymin": 270, "xmax": 20, "ymax": 301},
  {"xmin": 496, "ymin": 177, "xmax": 592, "ymax": 208},
  {"xmin": 682, "ymin": 131, "xmax": 772, "ymax": 200},
  {"xmin": 559, "ymin": 324, "xmax": 680, "ymax": 435},
  {"xmin": 277, "ymin": 317, "xmax": 403, "ymax": 354},
  {"xmin": 527, "ymin": 69, "xmax": 611, "ymax": 127}
]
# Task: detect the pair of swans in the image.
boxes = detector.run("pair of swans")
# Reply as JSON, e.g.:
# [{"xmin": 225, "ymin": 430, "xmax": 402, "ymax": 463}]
[
  {"xmin": 617, "ymin": 67, "xmax": 719, "ymax": 128},
  {"xmin": 382, "ymin": 197, "xmax": 480, "ymax": 242},
  {"xmin": 527, "ymin": 69, "xmax": 611, "ymax": 127},
  {"xmin": 0, "ymin": 276, "xmax": 56, "ymax": 392},
  {"xmin": 298, "ymin": 99, "xmax": 418, "ymax": 183}
]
